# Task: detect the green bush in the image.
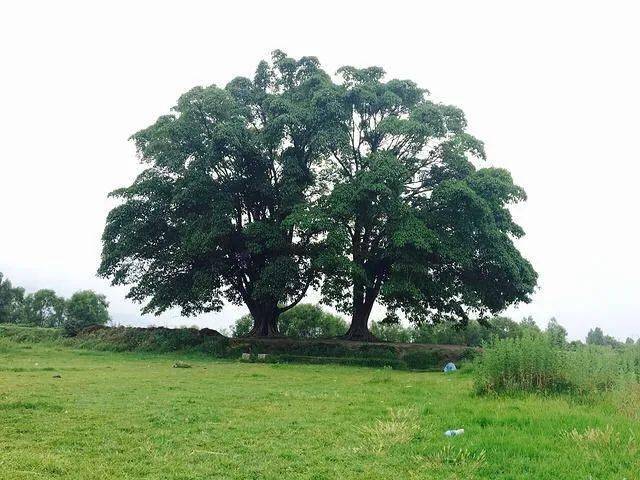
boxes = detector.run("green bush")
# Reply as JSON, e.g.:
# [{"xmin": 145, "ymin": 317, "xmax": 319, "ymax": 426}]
[
  {"xmin": 231, "ymin": 315, "xmax": 252, "ymax": 337},
  {"xmin": 0, "ymin": 323, "xmax": 482, "ymax": 371},
  {"xmin": 269, "ymin": 355, "xmax": 406, "ymax": 369},
  {"xmin": 279, "ymin": 305, "xmax": 348, "ymax": 338},
  {"xmin": 474, "ymin": 335, "xmax": 566, "ymax": 394},
  {"xmin": 370, "ymin": 322, "xmax": 413, "ymax": 343},
  {"xmin": 234, "ymin": 338, "xmax": 400, "ymax": 360}
]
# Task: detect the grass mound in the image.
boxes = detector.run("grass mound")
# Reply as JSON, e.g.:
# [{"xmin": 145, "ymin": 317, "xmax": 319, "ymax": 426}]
[
  {"xmin": 0, "ymin": 323, "xmax": 476, "ymax": 371},
  {"xmin": 0, "ymin": 324, "xmax": 64, "ymax": 343}
]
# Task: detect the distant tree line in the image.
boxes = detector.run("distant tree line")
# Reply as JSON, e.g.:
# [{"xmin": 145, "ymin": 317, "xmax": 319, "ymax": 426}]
[
  {"xmin": 232, "ymin": 305, "xmax": 637, "ymax": 347},
  {"xmin": 0, "ymin": 272, "xmax": 110, "ymax": 335},
  {"xmin": 374, "ymin": 316, "xmax": 637, "ymax": 348}
]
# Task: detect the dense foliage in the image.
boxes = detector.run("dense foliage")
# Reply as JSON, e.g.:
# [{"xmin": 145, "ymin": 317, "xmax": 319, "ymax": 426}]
[
  {"xmin": 306, "ymin": 66, "xmax": 537, "ymax": 338},
  {"xmin": 98, "ymin": 51, "xmax": 343, "ymax": 336},
  {"xmin": 98, "ymin": 51, "xmax": 536, "ymax": 338},
  {"xmin": 0, "ymin": 323, "xmax": 470, "ymax": 371},
  {"xmin": 22, "ymin": 289, "xmax": 66, "ymax": 328}
]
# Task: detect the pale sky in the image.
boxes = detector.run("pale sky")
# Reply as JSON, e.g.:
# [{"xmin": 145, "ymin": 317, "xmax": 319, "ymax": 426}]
[{"xmin": 1, "ymin": 1, "xmax": 639, "ymax": 341}]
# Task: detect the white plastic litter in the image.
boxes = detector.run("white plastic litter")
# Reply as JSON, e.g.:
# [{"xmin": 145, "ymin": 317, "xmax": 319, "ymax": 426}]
[{"xmin": 444, "ymin": 429, "xmax": 465, "ymax": 437}]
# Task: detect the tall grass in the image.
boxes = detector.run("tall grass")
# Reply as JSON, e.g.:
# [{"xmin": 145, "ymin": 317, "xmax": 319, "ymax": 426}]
[
  {"xmin": 474, "ymin": 335, "xmax": 565, "ymax": 394},
  {"xmin": 565, "ymin": 346, "xmax": 621, "ymax": 395},
  {"xmin": 474, "ymin": 336, "xmax": 640, "ymax": 396}
]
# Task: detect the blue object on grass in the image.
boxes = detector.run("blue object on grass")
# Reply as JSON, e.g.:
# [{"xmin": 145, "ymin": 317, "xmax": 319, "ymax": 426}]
[{"xmin": 443, "ymin": 362, "xmax": 457, "ymax": 373}]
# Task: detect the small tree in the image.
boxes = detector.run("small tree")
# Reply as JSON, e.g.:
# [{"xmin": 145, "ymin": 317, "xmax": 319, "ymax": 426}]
[
  {"xmin": 0, "ymin": 272, "xmax": 25, "ymax": 323},
  {"xmin": 545, "ymin": 317, "xmax": 567, "ymax": 347},
  {"xmin": 231, "ymin": 314, "xmax": 253, "ymax": 337},
  {"xmin": 586, "ymin": 327, "xmax": 606, "ymax": 345},
  {"xmin": 23, "ymin": 289, "xmax": 66, "ymax": 327},
  {"xmin": 520, "ymin": 316, "xmax": 542, "ymax": 337},
  {"xmin": 64, "ymin": 290, "xmax": 110, "ymax": 335}
]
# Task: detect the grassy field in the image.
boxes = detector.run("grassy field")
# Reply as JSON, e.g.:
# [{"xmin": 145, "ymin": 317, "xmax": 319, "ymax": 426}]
[{"xmin": 1, "ymin": 339, "xmax": 638, "ymax": 479}]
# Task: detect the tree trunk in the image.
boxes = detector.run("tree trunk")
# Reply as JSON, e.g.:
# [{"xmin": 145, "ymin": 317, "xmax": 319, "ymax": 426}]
[
  {"xmin": 343, "ymin": 284, "xmax": 378, "ymax": 341},
  {"xmin": 247, "ymin": 304, "xmax": 280, "ymax": 337},
  {"xmin": 343, "ymin": 312, "xmax": 378, "ymax": 341}
]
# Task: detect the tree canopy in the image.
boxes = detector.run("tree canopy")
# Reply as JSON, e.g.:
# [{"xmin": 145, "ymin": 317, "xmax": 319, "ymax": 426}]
[
  {"xmin": 99, "ymin": 51, "xmax": 537, "ymax": 339},
  {"xmin": 307, "ymin": 65, "xmax": 537, "ymax": 338},
  {"xmin": 23, "ymin": 289, "xmax": 66, "ymax": 328},
  {"xmin": 99, "ymin": 51, "xmax": 345, "ymax": 335}
]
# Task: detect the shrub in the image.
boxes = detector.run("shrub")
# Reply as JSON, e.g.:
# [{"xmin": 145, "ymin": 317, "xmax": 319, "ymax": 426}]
[
  {"xmin": 279, "ymin": 305, "xmax": 348, "ymax": 338},
  {"xmin": 73, "ymin": 326, "xmax": 229, "ymax": 354},
  {"xmin": 619, "ymin": 344, "xmax": 640, "ymax": 382},
  {"xmin": 371, "ymin": 321, "xmax": 412, "ymax": 343},
  {"xmin": 268, "ymin": 354, "xmax": 406, "ymax": 369},
  {"xmin": 474, "ymin": 334, "xmax": 566, "ymax": 394}
]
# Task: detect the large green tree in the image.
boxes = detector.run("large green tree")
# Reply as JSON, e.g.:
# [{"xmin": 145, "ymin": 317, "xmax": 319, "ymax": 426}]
[
  {"xmin": 99, "ymin": 52, "xmax": 341, "ymax": 336},
  {"xmin": 311, "ymin": 66, "xmax": 537, "ymax": 339}
]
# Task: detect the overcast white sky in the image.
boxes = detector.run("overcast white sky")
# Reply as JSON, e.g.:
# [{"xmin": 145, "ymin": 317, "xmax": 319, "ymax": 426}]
[{"xmin": 1, "ymin": 1, "xmax": 639, "ymax": 340}]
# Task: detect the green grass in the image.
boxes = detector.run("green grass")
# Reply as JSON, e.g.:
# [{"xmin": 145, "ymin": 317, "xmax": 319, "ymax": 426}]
[{"xmin": 1, "ymin": 340, "xmax": 639, "ymax": 479}]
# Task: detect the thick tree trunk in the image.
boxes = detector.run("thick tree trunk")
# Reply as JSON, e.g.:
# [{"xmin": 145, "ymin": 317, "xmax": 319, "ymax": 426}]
[
  {"xmin": 343, "ymin": 284, "xmax": 378, "ymax": 341},
  {"xmin": 247, "ymin": 304, "xmax": 280, "ymax": 337},
  {"xmin": 343, "ymin": 312, "xmax": 378, "ymax": 341}
]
